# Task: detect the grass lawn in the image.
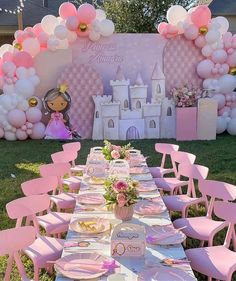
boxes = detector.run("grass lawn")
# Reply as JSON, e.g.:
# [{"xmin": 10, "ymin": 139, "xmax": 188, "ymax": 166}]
[{"xmin": 0, "ymin": 134, "xmax": 236, "ymax": 280}]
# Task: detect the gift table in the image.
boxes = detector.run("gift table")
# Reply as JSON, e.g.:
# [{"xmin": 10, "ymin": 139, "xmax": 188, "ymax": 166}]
[{"xmin": 55, "ymin": 152, "xmax": 196, "ymax": 281}]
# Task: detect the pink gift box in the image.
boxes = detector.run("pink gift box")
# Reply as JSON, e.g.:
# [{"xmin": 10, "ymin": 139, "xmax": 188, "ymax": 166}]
[{"xmin": 176, "ymin": 107, "xmax": 197, "ymax": 141}]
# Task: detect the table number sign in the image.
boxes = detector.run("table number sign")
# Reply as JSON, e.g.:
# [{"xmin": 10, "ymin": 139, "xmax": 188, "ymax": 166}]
[
  {"xmin": 111, "ymin": 223, "xmax": 146, "ymax": 257},
  {"xmin": 109, "ymin": 160, "xmax": 130, "ymax": 178},
  {"xmin": 85, "ymin": 154, "xmax": 105, "ymax": 178}
]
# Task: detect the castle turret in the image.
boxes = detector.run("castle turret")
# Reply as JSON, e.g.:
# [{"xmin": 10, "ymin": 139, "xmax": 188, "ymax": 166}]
[
  {"xmin": 110, "ymin": 66, "xmax": 130, "ymax": 111},
  {"xmin": 151, "ymin": 63, "xmax": 165, "ymax": 103},
  {"xmin": 130, "ymin": 73, "xmax": 148, "ymax": 111}
]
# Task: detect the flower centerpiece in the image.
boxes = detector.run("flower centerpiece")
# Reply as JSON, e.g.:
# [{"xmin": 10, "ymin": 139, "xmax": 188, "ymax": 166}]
[
  {"xmin": 103, "ymin": 176, "xmax": 139, "ymax": 221},
  {"xmin": 102, "ymin": 140, "xmax": 132, "ymax": 161},
  {"xmin": 170, "ymin": 85, "xmax": 202, "ymax": 107}
]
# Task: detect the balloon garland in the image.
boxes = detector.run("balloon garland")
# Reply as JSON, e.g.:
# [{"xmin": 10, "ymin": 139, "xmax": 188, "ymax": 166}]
[
  {"xmin": 158, "ymin": 4, "xmax": 236, "ymax": 135},
  {"xmin": 0, "ymin": 3, "xmax": 115, "ymax": 140}
]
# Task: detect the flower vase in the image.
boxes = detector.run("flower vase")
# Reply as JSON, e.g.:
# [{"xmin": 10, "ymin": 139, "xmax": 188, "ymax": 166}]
[
  {"xmin": 114, "ymin": 205, "xmax": 134, "ymax": 221},
  {"xmin": 176, "ymin": 107, "xmax": 197, "ymax": 141}
]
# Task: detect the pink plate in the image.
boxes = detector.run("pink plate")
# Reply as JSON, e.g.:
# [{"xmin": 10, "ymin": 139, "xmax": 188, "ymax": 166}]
[
  {"xmin": 55, "ymin": 252, "xmax": 109, "ymax": 280},
  {"xmin": 146, "ymin": 224, "xmax": 186, "ymax": 245},
  {"xmin": 137, "ymin": 182, "xmax": 157, "ymax": 192},
  {"xmin": 77, "ymin": 193, "xmax": 105, "ymax": 205},
  {"xmin": 134, "ymin": 200, "xmax": 166, "ymax": 215},
  {"xmin": 138, "ymin": 267, "xmax": 196, "ymax": 281},
  {"xmin": 70, "ymin": 217, "xmax": 111, "ymax": 234}
]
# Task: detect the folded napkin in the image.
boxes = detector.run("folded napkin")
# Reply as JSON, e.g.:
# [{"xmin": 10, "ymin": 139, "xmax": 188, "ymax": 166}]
[
  {"xmin": 139, "ymin": 204, "xmax": 163, "ymax": 215},
  {"xmin": 146, "ymin": 230, "xmax": 179, "ymax": 243}
]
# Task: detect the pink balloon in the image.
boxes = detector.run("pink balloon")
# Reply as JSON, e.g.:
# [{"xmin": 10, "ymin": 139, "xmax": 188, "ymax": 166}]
[
  {"xmin": 24, "ymin": 27, "xmax": 35, "ymax": 38},
  {"xmin": 77, "ymin": 3, "xmax": 96, "ymax": 24},
  {"xmin": 184, "ymin": 24, "xmax": 199, "ymax": 41},
  {"xmin": 2, "ymin": 51, "xmax": 13, "ymax": 62},
  {"xmin": 14, "ymin": 30, "xmax": 25, "ymax": 43},
  {"xmin": 30, "ymin": 122, "xmax": 45, "ymax": 139},
  {"xmin": 59, "ymin": 2, "xmax": 77, "ymax": 19},
  {"xmin": 197, "ymin": 59, "xmax": 214, "ymax": 79},
  {"xmin": 195, "ymin": 35, "xmax": 207, "ymax": 49},
  {"xmin": 191, "ymin": 5, "xmax": 211, "ymax": 28},
  {"xmin": 0, "ymin": 58, "xmax": 3, "ymax": 76},
  {"xmin": 66, "ymin": 16, "xmax": 79, "ymax": 31},
  {"xmin": 222, "ymin": 63, "xmax": 230, "ymax": 74},
  {"xmin": 227, "ymin": 48, "xmax": 234, "ymax": 55},
  {"xmin": 211, "ymin": 49, "xmax": 227, "ymax": 64},
  {"xmin": 38, "ymin": 32, "xmax": 49, "ymax": 48},
  {"xmin": 26, "ymin": 108, "xmax": 42, "ymax": 124},
  {"xmin": 212, "ymin": 93, "xmax": 226, "ymax": 110},
  {"xmin": 16, "ymin": 129, "xmax": 28, "ymax": 140},
  {"xmin": 219, "ymin": 106, "xmax": 231, "ymax": 116},
  {"xmin": 225, "ymin": 93, "xmax": 232, "ymax": 102},
  {"xmin": 212, "ymin": 67, "xmax": 218, "ymax": 74},
  {"xmin": 227, "ymin": 51, "xmax": 236, "ymax": 67},
  {"xmin": 2, "ymin": 61, "xmax": 16, "ymax": 76},
  {"xmin": 8, "ymin": 109, "xmax": 26, "ymax": 128},
  {"xmin": 13, "ymin": 51, "xmax": 33, "ymax": 68},
  {"xmin": 226, "ymin": 101, "xmax": 232, "ymax": 106},
  {"xmin": 33, "ymin": 23, "xmax": 44, "ymax": 36},
  {"xmin": 158, "ymin": 22, "xmax": 168, "ymax": 34}
]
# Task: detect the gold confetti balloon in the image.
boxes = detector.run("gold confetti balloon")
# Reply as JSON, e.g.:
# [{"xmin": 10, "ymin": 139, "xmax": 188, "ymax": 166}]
[
  {"xmin": 199, "ymin": 26, "xmax": 208, "ymax": 35},
  {"xmin": 14, "ymin": 43, "xmax": 22, "ymax": 50},
  {"xmin": 79, "ymin": 23, "xmax": 88, "ymax": 32},
  {"xmin": 28, "ymin": 97, "xmax": 38, "ymax": 107},
  {"xmin": 229, "ymin": 67, "xmax": 236, "ymax": 76}
]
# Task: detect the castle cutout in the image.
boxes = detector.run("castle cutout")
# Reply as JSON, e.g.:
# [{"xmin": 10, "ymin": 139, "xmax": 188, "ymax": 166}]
[{"xmin": 92, "ymin": 63, "xmax": 176, "ymax": 140}]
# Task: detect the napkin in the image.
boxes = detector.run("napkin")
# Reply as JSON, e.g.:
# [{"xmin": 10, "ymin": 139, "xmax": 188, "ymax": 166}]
[{"xmin": 146, "ymin": 230, "xmax": 179, "ymax": 243}]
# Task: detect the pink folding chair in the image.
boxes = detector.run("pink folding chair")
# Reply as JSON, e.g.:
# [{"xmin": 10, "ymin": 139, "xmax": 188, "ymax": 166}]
[
  {"xmin": 21, "ymin": 176, "xmax": 72, "ymax": 236},
  {"xmin": 6, "ymin": 194, "xmax": 64, "ymax": 281},
  {"xmin": 39, "ymin": 163, "xmax": 77, "ymax": 211},
  {"xmin": 163, "ymin": 163, "xmax": 209, "ymax": 218},
  {"xmin": 149, "ymin": 143, "xmax": 179, "ymax": 178},
  {"xmin": 186, "ymin": 201, "xmax": 236, "ymax": 281},
  {"xmin": 51, "ymin": 150, "xmax": 81, "ymax": 192},
  {"xmin": 155, "ymin": 151, "xmax": 196, "ymax": 195},
  {"xmin": 62, "ymin": 142, "xmax": 85, "ymax": 173},
  {"xmin": 0, "ymin": 226, "xmax": 35, "ymax": 281},
  {"xmin": 174, "ymin": 180, "xmax": 236, "ymax": 247}
]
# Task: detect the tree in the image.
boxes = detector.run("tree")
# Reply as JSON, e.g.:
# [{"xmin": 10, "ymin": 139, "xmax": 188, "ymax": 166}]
[{"xmin": 72, "ymin": 0, "xmax": 196, "ymax": 33}]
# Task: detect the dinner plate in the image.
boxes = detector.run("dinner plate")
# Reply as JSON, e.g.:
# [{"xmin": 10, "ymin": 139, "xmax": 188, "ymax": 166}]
[
  {"xmin": 130, "ymin": 167, "xmax": 150, "ymax": 174},
  {"xmin": 55, "ymin": 252, "xmax": 109, "ymax": 280},
  {"xmin": 137, "ymin": 181, "xmax": 157, "ymax": 192},
  {"xmin": 146, "ymin": 224, "xmax": 186, "ymax": 245},
  {"xmin": 70, "ymin": 217, "xmax": 110, "ymax": 234},
  {"xmin": 134, "ymin": 200, "xmax": 166, "ymax": 215},
  {"xmin": 138, "ymin": 267, "xmax": 195, "ymax": 281},
  {"xmin": 77, "ymin": 193, "xmax": 105, "ymax": 205}
]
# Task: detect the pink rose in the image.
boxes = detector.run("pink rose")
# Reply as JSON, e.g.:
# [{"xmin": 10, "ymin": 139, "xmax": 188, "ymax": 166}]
[
  {"xmin": 117, "ymin": 193, "xmax": 127, "ymax": 207},
  {"xmin": 111, "ymin": 150, "xmax": 120, "ymax": 159},
  {"xmin": 112, "ymin": 145, "xmax": 121, "ymax": 151},
  {"xmin": 113, "ymin": 180, "xmax": 128, "ymax": 193}
]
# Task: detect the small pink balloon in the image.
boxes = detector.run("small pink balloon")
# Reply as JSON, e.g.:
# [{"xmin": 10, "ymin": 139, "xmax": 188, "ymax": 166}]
[
  {"xmin": 212, "ymin": 67, "xmax": 218, "ymax": 74},
  {"xmin": 26, "ymin": 129, "xmax": 32, "ymax": 135},
  {"xmin": 33, "ymin": 23, "xmax": 43, "ymax": 36},
  {"xmin": 195, "ymin": 35, "xmax": 206, "ymax": 48},
  {"xmin": 30, "ymin": 122, "xmax": 45, "ymax": 139},
  {"xmin": 21, "ymin": 125, "xmax": 27, "ymax": 131},
  {"xmin": 26, "ymin": 108, "xmax": 42, "ymax": 124},
  {"xmin": 0, "ymin": 58, "xmax": 3, "ymax": 76},
  {"xmin": 212, "ymin": 93, "xmax": 226, "ymax": 110},
  {"xmin": 77, "ymin": 3, "xmax": 96, "ymax": 24},
  {"xmin": 197, "ymin": 59, "xmax": 215, "ymax": 79},
  {"xmin": 14, "ymin": 30, "xmax": 25, "ymax": 43},
  {"xmin": 222, "ymin": 63, "xmax": 230, "ymax": 74},
  {"xmin": 59, "ymin": 2, "xmax": 77, "ymax": 19},
  {"xmin": 66, "ymin": 16, "xmax": 79, "ymax": 31},
  {"xmin": 158, "ymin": 22, "xmax": 168, "ymax": 34},
  {"xmin": 2, "ymin": 61, "xmax": 16, "ymax": 76},
  {"xmin": 211, "ymin": 49, "xmax": 227, "ymax": 64},
  {"xmin": 227, "ymin": 48, "xmax": 234, "ymax": 55},
  {"xmin": 232, "ymin": 41, "xmax": 236, "ymax": 48},
  {"xmin": 26, "ymin": 122, "xmax": 33, "ymax": 129},
  {"xmin": 223, "ymin": 32, "xmax": 232, "ymax": 42},
  {"xmin": 16, "ymin": 129, "xmax": 28, "ymax": 140},
  {"xmin": 184, "ymin": 24, "xmax": 199, "ymax": 41},
  {"xmin": 225, "ymin": 94, "xmax": 232, "ymax": 101},
  {"xmin": 226, "ymin": 101, "xmax": 232, "ymax": 107},
  {"xmin": 13, "ymin": 51, "xmax": 33, "ymax": 68},
  {"xmin": 8, "ymin": 109, "xmax": 26, "ymax": 128},
  {"xmin": 38, "ymin": 32, "xmax": 49, "ymax": 48},
  {"xmin": 227, "ymin": 51, "xmax": 236, "ymax": 67},
  {"xmin": 219, "ymin": 106, "xmax": 231, "ymax": 116},
  {"xmin": 219, "ymin": 67, "xmax": 225, "ymax": 75},
  {"xmin": 3, "ymin": 51, "xmax": 14, "ymax": 62},
  {"xmin": 191, "ymin": 5, "xmax": 211, "ymax": 28},
  {"xmin": 24, "ymin": 27, "xmax": 35, "ymax": 38}
]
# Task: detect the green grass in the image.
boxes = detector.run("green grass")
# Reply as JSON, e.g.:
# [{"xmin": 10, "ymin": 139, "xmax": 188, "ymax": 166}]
[{"xmin": 0, "ymin": 135, "xmax": 236, "ymax": 280}]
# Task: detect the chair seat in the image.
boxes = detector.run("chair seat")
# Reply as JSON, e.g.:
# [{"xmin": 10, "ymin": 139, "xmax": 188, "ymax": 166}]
[
  {"xmin": 63, "ymin": 176, "xmax": 81, "ymax": 191},
  {"xmin": 71, "ymin": 165, "xmax": 85, "ymax": 173},
  {"xmin": 37, "ymin": 212, "xmax": 72, "ymax": 235},
  {"xmin": 24, "ymin": 236, "xmax": 64, "ymax": 269},
  {"xmin": 186, "ymin": 246, "xmax": 236, "ymax": 280},
  {"xmin": 149, "ymin": 167, "xmax": 174, "ymax": 178},
  {"xmin": 163, "ymin": 195, "xmax": 205, "ymax": 212},
  {"xmin": 50, "ymin": 192, "xmax": 76, "ymax": 210},
  {"xmin": 173, "ymin": 217, "xmax": 228, "ymax": 241},
  {"xmin": 154, "ymin": 178, "xmax": 188, "ymax": 192}
]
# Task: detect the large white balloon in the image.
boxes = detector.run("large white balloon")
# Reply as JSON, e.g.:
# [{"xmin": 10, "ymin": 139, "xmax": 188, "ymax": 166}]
[
  {"xmin": 54, "ymin": 25, "xmax": 68, "ymax": 40},
  {"xmin": 15, "ymin": 79, "xmax": 35, "ymax": 98},
  {"xmin": 96, "ymin": 9, "xmax": 106, "ymax": 21},
  {"xmin": 167, "ymin": 5, "xmax": 187, "ymax": 25},
  {"xmin": 218, "ymin": 74, "xmax": 236, "ymax": 94},
  {"xmin": 0, "ymin": 44, "xmax": 14, "ymax": 57},
  {"xmin": 213, "ymin": 16, "xmax": 229, "ymax": 35},
  {"xmin": 4, "ymin": 131, "xmax": 17, "ymax": 141},
  {"xmin": 99, "ymin": 19, "xmax": 115, "ymax": 37},
  {"xmin": 41, "ymin": 15, "xmax": 59, "ymax": 35},
  {"xmin": 89, "ymin": 30, "xmax": 101, "ymax": 41},
  {"xmin": 205, "ymin": 29, "xmax": 221, "ymax": 44},
  {"xmin": 26, "ymin": 108, "xmax": 42, "ymax": 124},
  {"xmin": 227, "ymin": 118, "xmax": 236, "ymax": 135},
  {"xmin": 22, "ymin": 38, "xmax": 40, "ymax": 57},
  {"xmin": 197, "ymin": 59, "xmax": 214, "ymax": 79},
  {"xmin": 216, "ymin": 116, "xmax": 227, "ymax": 134}
]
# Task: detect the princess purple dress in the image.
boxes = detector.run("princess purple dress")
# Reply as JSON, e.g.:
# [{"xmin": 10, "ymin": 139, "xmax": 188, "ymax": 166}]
[{"xmin": 45, "ymin": 112, "xmax": 71, "ymax": 139}]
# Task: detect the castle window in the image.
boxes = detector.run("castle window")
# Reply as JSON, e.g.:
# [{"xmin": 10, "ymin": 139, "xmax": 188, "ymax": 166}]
[
  {"xmin": 149, "ymin": 120, "xmax": 156, "ymax": 128},
  {"xmin": 136, "ymin": 101, "xmax": 141, "ymax": 109},
  {"xmin": 124, "ymin": 100, "xmax": 129, "ymax": 108},
  {"xmin": 167, "ymin": 107, "xmax": 172, "ymax": 116},
  {"xmin": 95, "ymin": 111, "xmax": 99, "ymax": 118},
  {"xmin": 156, "ymin": 84, "xmax": 161, "ymax": 93},
  {"xmin": 108, "ymin": 119, "xmax": 114, "ymax": 128}
]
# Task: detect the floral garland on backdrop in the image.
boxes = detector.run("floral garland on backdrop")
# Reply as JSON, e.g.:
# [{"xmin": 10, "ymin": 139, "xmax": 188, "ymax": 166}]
[
  {"xmin": 158, "ymin": 5, "xmax": 236, "ymax": 135},
  {"xmin": 0, "ymin": 2, "xmax": 115, "ymax": 140}
]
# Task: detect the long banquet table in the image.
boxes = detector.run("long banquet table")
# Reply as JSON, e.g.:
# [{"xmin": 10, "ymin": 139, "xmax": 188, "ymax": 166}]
[{"xmin": 56, "ymin": 153, "xmax": 197, "ymax": 281}]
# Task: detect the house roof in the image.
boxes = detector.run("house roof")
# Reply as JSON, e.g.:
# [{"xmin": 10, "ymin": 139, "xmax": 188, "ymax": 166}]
[{"xmin": 208, "ymin": 0, "xmax": 236, "ymax": 16}]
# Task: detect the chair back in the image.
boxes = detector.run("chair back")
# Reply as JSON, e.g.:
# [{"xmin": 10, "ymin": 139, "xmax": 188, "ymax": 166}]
[
  {"xmin": 171, "ymin": 151, "xmax": 196, "ymax": 177},
  {"xmin": 0, "ymin": 226, "xmax": 35, "ymax": 281},
  {"xmin": 51, "ymin": 150, "xmax": 77, "ymax": 164},
  {"xmin": 155, "ymin": 143, "xmax": 179, "ymax": 168},
  {"xmin": 21, "ymin": 176, "xmax": 58, "ymax": 196},
  {"xmin": 39, "ymin": 162, "xmax": 71, "ymax": 178},
  {"xmin": 63, "ymin": 142, "xmax": 81, "ymax": 152}
]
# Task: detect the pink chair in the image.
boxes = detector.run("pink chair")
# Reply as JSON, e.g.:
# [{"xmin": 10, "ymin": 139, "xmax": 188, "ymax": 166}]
[
  {"xmin": 62, "ymin": 142, "xmax": 85, "ymax": 173},
  {"xmin": 51, "ymin": 150, "xmax": 81, "ymax": 192},
  {"xmin": 174, "ymin": 180, "xmax": 236, "ymax": 247},
  {"xmin": 6, "ymin": 194, "xmax": 64, "ymax": 281},
  {"xmin": 155, "ymin": 151, "xmax": 196, "ymax": 195},
  {"xmin": 149, "ymin": 143, "xmax": 179, "ymax": 178},
  {"xmin": 21, "ymin": 176, "xmax": 72, "ymax": 236},
  {"xmin": 39, "ymin": 163, "xmax": 77, "ymax": 211},
  {"xmin": 163, "ymin": 163, "xmax": 209, "ymax": 218},
  {"xmin": 186, "ymin": 201, "xmax": 236, "ymax": 281},
  {"xmin": 0, "ymin": 226, "xmax": 35, "ymax": 281}
]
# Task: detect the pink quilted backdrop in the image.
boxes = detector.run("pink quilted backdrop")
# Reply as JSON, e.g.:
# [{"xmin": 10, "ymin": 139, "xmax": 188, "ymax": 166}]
[
  {"xmin": 164, "ymin": 36, "xmax": 204, "ymax": 94},
  {"xmin": 57, "ymin": 64, "xmax": 103, "ymax": 138}
]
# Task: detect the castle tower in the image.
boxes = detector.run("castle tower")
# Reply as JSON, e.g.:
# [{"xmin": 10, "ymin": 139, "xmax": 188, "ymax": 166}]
[
  {"xmin": 151, "ymin": 63, "xmax": 165, "ymax": 104},
  {"xmin": 130, "ymin": 73, "xmax": 148, "ymax": 111},
  {"xmin": 160, "ymin": 97, "xmax": 176, "ymax": 139},
  {"xmin": 110, "ymin": 66, "xmax": 130, "ymax": 111},
  {"xmin": 92, "ymin": 95, "xmax": 112, "ymax": 140}
]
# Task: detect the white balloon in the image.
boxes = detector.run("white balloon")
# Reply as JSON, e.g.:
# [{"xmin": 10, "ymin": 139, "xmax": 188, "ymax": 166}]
[
  {"xmin": 3, "ymin": 84, "xmax": 15, "ymax": 95},
  {"xmin": 202, "ymin": 45, "xmax": 213, "ymax": 57},
  {"xmin": 218, "ymin": 74, "xmax": 236, "ymax": 94},
  {"xmin": 57, "ymin": 39, "xmax": 69, "ymax": 49},
  {"xmin": 54, "ymin": 25, "xmax": 68, "ymax": 40},
  {"xmin": 167, "ymin": 5, "xmax": 187, "ymax": 25},
  {"xmin": 4, "ymin": 131, "xmax": 17, "ymax": 141},
  {"xmin": 0, "ymin": 44, "xmax": 14, "ymax": 57},
  {"xmin": 230, "ymin": 108, "xmax": 236, "ymax": 119},
  {"xmin": 205, "ymin": 29, "xmax": 221, "ymax": 44},
  {"xmin": 41, "ymin": 15, "xmax": 59, "ymax": 35},
  {"xmin": 17, "ymin": 100, "xmax": 29, "ymax": 111},
  {"xmin": 91, "ymin": 19, "xmax": 101, "ymax": 33},
  {"xmin": 47, "ymin": 36, "xmax": 60, "ymax": 51},
  {"xmin": 96, "ymin": 9, "xmax": 106, "ymax": 21},
  {"xmin": 67, "ymin": 30, "xmax": 77, "ymax": 43},
  {"xmin": 99, "ymin": 19, "xmax": 115, "ymax": 37},
  {"xmin": 16, "ymin": 67, "xmax": 27, "ymax": 79},
  {"xmin": 28, "ymin": 75, "xmax": 40, "ymax": 86},
  {"xmin": 227, "ymin": 118, "xmax": 236, "ymax": 135},
  {"xmin": 213, "ymin": 16, "xmax": 229, "ymax": 35},
  {"xmin": 15, "ymin": 79, "xmax": 34, "ymax": 98},
  {"xmin": 89, "ymin": 30, "xmax": 101, "ymax": 41},
  {"xmin": 27, "ymin": 67, "xmax": 36, "ymax": 76},
  {"xmin": 216, "ymin": 116, "xmax": 227, "ymax": 134},
  {"xmin": 22, "ymin": 38, "xmax": 40, "ymax": 57},
  {"xmin": 1, "ymin": 95, "xmax": 15, "ymax": 111}
]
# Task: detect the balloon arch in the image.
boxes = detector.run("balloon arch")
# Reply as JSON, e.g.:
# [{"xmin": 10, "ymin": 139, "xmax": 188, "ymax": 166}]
[{"xmin": 0, "ymin": 3, "xmax": 236, "ymax": 140}]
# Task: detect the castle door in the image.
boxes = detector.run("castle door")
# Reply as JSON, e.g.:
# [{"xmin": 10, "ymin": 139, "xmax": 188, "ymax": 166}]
[{"xmin": 126, "ymin": 126, "xmax": 140, "ymax": 140}]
